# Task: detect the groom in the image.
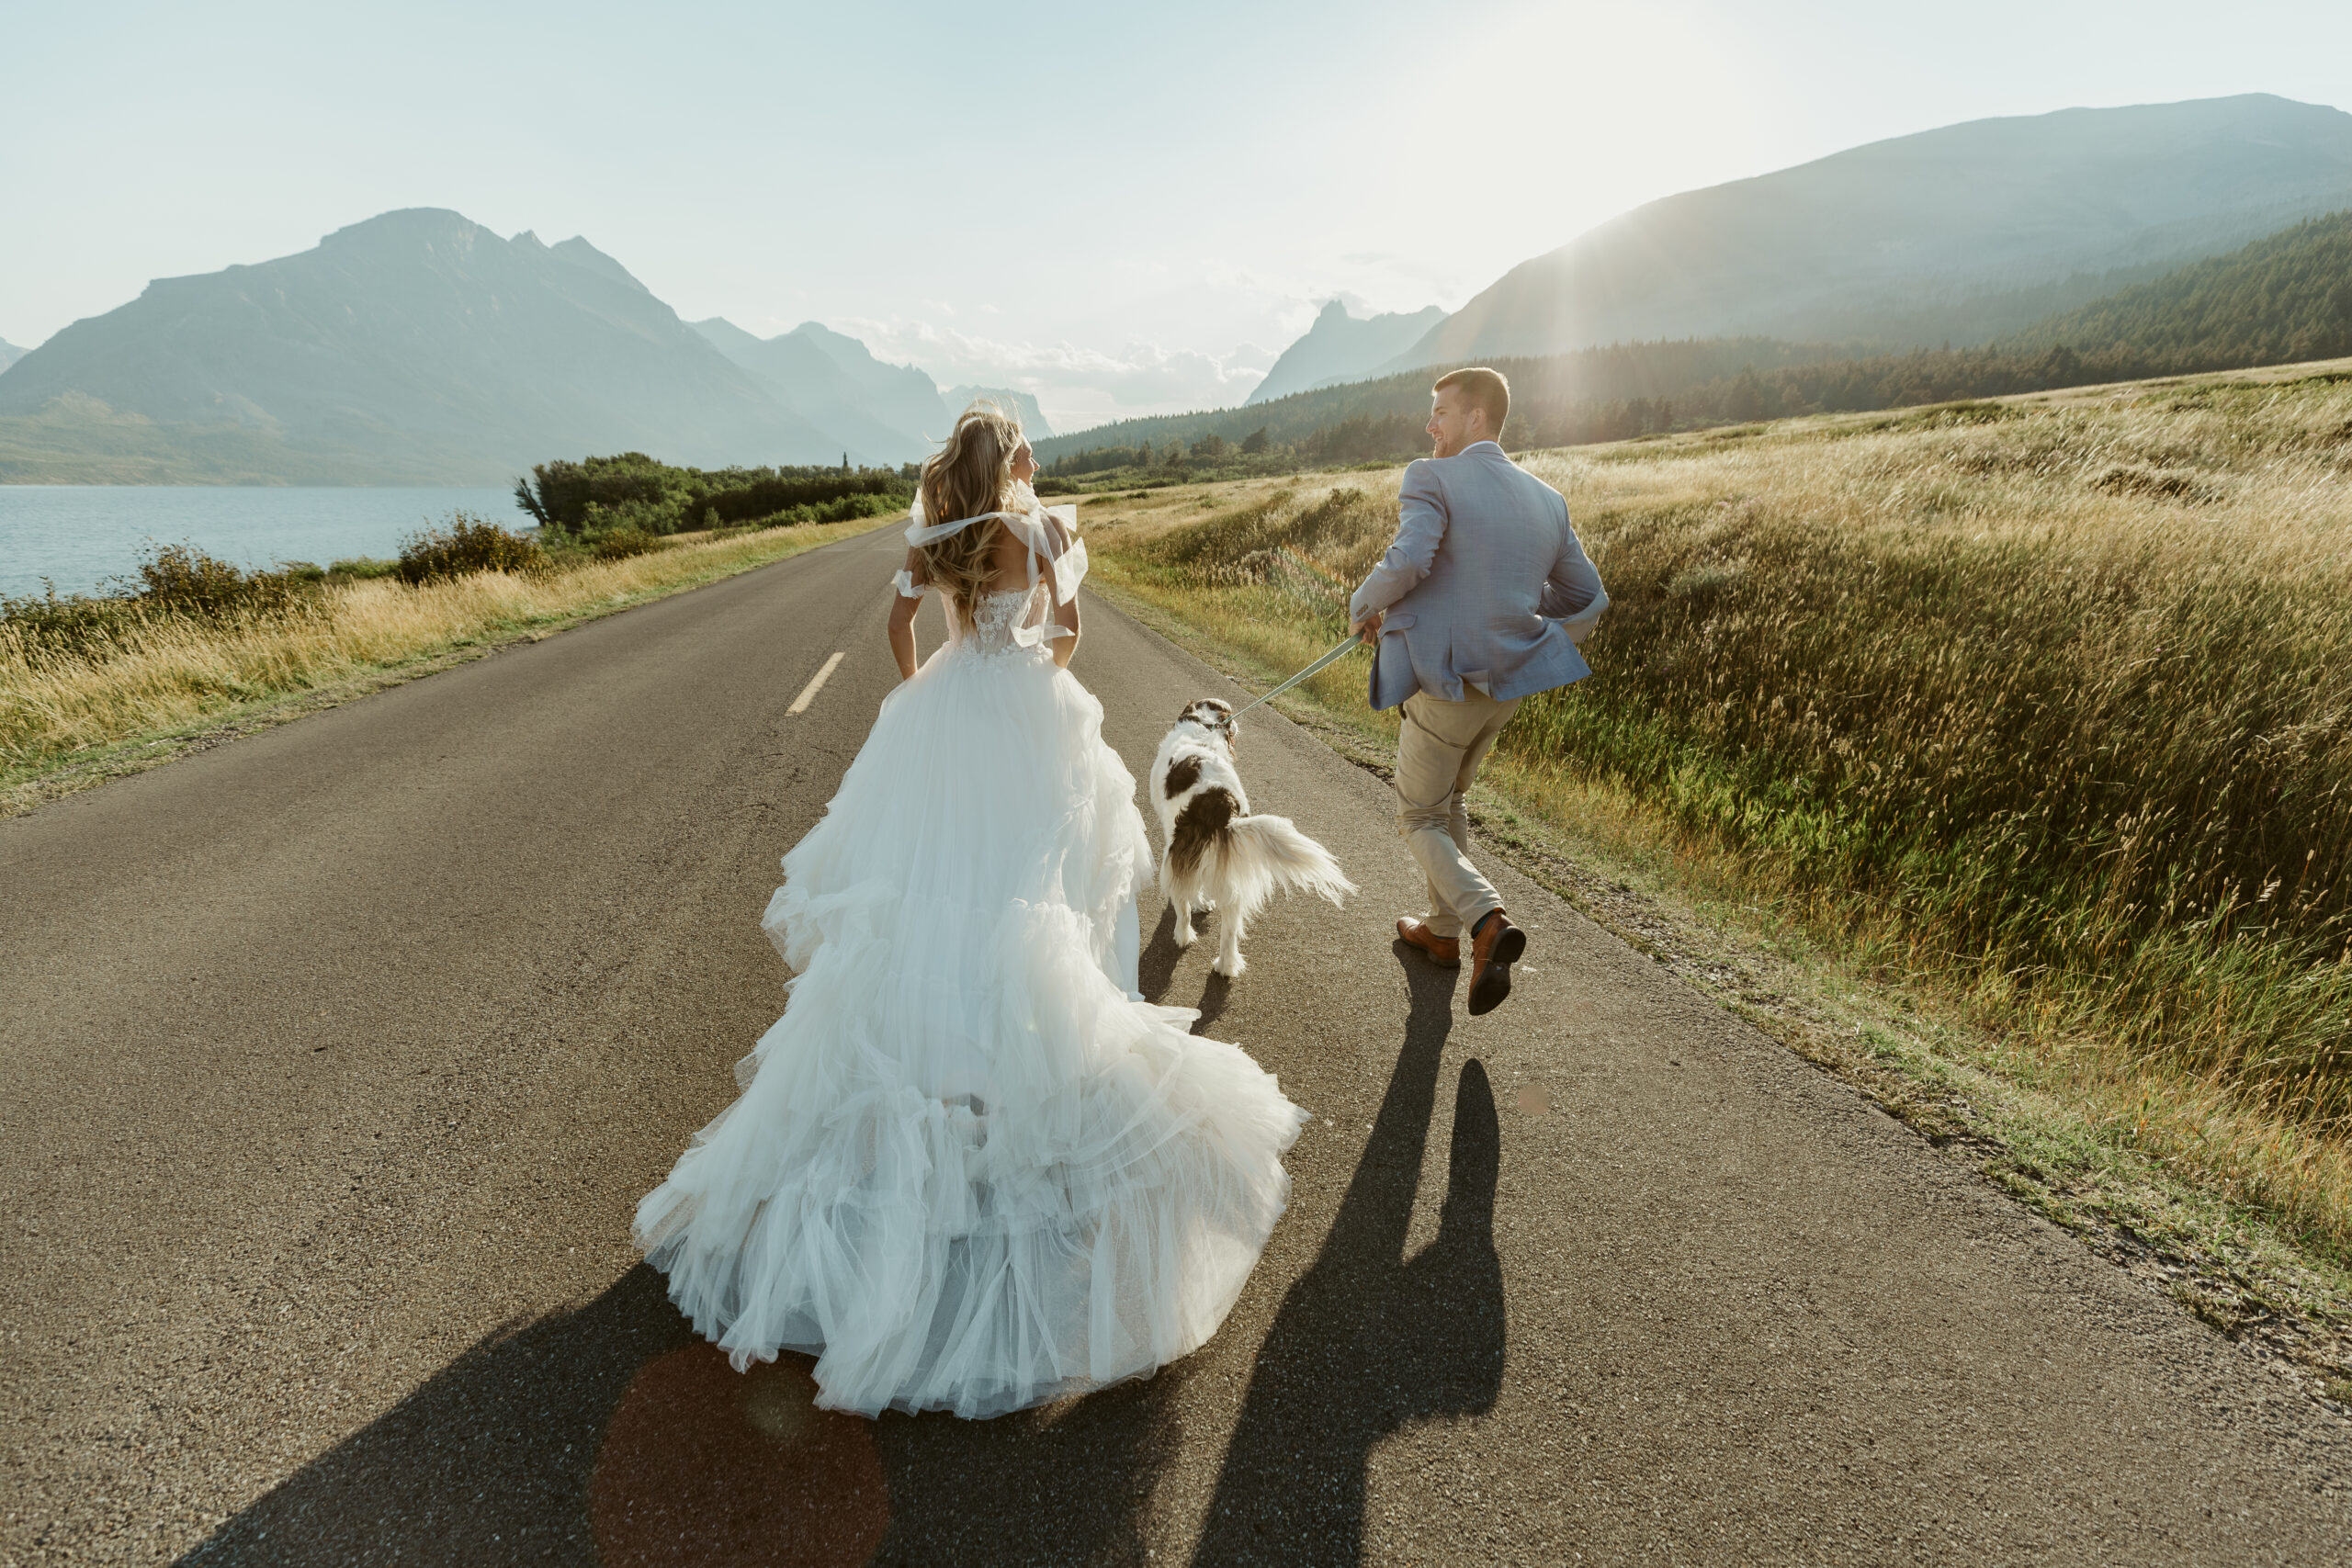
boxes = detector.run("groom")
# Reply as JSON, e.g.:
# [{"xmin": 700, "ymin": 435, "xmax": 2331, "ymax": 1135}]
[{"xmin": 1346, "ymin": 367, "xmax": 1607, "ymax": 1015}]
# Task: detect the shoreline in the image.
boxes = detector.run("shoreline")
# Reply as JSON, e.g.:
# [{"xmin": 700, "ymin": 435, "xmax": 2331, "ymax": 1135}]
[{"xmin": 2, "ymin": 516, "xmax": 891, "ymax": 818}]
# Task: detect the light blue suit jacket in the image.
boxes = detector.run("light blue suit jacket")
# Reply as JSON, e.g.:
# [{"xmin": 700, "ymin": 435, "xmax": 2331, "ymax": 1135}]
[{"xmin": 1348, "ymin": 443, "xmax": 1608, "ymax": 711}]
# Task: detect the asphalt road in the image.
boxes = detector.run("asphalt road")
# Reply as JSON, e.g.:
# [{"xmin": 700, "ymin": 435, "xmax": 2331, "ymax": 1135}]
[{"xmin": 5, "ymin": 522, "xmax": 2346, "ymax": 1566}]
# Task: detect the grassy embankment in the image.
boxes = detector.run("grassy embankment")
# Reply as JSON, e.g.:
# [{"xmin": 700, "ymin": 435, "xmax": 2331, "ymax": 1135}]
[
  {"xmin": 1083, "ymin": 360, "xmax": 2352, "ymax": 1384},
  {"xmin": 1, "ymin": 516, "xmax": 883, "ymax": 813}
]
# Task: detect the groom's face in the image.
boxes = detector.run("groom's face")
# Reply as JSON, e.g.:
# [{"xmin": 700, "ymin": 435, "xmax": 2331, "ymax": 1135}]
[{"xmin": 1427, "ymin": 387, "xmax": 1486, "ymax": 458}]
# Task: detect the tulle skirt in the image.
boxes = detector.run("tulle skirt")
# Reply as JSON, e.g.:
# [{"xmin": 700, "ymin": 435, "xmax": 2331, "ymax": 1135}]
[{"xmin": 634, "ymin": 638, "xmax": 1308, "ymax": 1418}]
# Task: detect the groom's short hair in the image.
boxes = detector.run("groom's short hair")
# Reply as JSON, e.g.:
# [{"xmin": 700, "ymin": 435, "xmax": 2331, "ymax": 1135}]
[{"xmin": 1434, "ymin": 367, "xmax": 1510, "ymax": 437}]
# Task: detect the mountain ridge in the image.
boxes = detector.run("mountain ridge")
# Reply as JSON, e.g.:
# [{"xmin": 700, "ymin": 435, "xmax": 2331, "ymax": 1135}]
[
  {"xmin": 1387, "ymin": 94, "xmax": 2352, "ymax": 371},
  {"xmin": 1035, "ymin": 203, "xmax": 2352, "ymax": 466},
  {"xmin": 0, "ymin": 210, "xmax": 850, "ymax": 483}
]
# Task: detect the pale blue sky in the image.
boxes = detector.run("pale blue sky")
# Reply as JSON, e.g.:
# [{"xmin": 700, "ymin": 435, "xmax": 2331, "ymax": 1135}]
[{"xmin": 5, "ymin": 0, "xmax": 2348, "ymax": 427}]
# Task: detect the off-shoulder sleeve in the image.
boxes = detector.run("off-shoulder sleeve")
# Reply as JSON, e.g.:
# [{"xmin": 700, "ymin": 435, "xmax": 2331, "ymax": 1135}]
[
  {"xmin": 893, "ymin": 544, "xmax": 929, "ymax": 600},
  {"xmin": 1037, "ymin": 505, "xmax": 1085, "ymax": 604}
]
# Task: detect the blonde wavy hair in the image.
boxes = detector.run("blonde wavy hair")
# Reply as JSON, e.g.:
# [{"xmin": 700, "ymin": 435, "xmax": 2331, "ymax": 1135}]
[{"xmin": 918, "ymin": 401, "xmax": 1026, "ymax": 625}]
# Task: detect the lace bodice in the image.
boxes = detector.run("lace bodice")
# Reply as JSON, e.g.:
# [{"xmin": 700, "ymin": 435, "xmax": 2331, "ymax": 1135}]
[{"xmin": 949, "ymin": 583, "xmax": 1053, "ymax": 659}]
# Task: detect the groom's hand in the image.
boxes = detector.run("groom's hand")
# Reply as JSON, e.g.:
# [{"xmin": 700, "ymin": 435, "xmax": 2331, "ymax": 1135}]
[{"xmin": 1350, "ymin": 609, "xmax": 1384, "ymax": 645}]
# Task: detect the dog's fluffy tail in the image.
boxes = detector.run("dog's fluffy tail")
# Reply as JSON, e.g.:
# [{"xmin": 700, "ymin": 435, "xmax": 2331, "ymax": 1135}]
[{"xmin": 1217, "ymin": 814, "xmax": 1356, "ymax": 910}]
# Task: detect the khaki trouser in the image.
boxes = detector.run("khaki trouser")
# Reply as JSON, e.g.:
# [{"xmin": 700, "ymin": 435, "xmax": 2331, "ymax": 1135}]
[{"xmin": 1396, "ymin": 683, "xmax": 1521, "ymax": 940}]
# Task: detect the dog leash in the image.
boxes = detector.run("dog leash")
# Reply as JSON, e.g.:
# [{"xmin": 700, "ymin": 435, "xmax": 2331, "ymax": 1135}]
[{"xmin": 1227, "ymin": 632, "xmax": 1367, "ymax": 723}]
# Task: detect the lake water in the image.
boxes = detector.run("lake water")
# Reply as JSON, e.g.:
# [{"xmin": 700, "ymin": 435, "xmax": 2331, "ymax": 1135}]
[{"xmin": 0, "ymin": 487, "xmax": 523, "ymax": 600}]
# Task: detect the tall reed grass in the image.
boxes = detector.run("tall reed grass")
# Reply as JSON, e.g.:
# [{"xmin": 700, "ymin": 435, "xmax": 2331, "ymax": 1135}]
[
  {"xmin": 2, "ymin": 519, "xmax": 878, "ymax": 791},
  {"xmin": 1094, "ymin": 370, "xmax": 2352, "ymax": 1250}
]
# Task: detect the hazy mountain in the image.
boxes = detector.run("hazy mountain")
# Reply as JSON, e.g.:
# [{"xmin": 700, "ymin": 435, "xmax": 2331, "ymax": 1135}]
[
  {"xmin": 946, "ymin": 386, "xmax": 1054, "ymax": 438},
  {"xmin": 1394, "ymin": 94, "xmax": 2352, "ymax": 370},
  {"xmin": 0, "ymin": 339, "xmax": 26, "ymax": 374},
  {"xmin": 0, "ymin": 209, "xmax": 842, "ymax": 483},
  {"xmin": 692, "ymin": 317, "xmax": 938, "ymax": 463},
  {"xmin": 1041, "ymin": 204, "xmax": 2352, "ymax": 469},
  {"xmin": 1248, "ymin": 301, "xmax": 1449, "ymax": 403},
  {"xmin": 788, "ymin": 322, "xmax": 952, "ymax": 449}
]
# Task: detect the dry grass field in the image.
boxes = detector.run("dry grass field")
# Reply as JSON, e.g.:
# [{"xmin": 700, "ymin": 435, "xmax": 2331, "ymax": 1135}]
[
  {"xmin": 1086, "ymin": 360, "xmax": 2352, "ymax": 1288},
  {"xmin": 0, "ymin": 517, "xmax": 881, "ymax": 809}
]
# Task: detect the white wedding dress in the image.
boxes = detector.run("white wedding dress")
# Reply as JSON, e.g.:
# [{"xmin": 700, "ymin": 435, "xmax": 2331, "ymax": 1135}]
[{"xmin": 634, "ymin": 501, "xmax": 1308, "ymax": 1419}]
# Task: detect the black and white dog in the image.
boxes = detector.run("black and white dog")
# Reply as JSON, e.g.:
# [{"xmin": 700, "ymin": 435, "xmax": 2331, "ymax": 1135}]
[{"xmin": 1150, "ymin": 698, "xmax": 1355, "ymax": 976}]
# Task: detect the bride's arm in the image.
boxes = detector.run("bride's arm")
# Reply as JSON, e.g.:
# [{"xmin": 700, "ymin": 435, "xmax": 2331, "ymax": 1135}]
[{"xmin": 888, "ymin": 547, "xmax": 925, "ymax": 679}]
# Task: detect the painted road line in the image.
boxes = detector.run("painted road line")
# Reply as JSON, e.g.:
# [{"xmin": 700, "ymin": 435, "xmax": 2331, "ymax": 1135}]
[{"xmin": 787, "ymin": 651, "xmax": 848, "ymax": 716}]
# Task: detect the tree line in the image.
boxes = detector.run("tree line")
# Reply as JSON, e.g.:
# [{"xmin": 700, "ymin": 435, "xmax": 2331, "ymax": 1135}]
[{"xmin": 514, "ymin": 453, "xmax": 916, "ymax": 536}]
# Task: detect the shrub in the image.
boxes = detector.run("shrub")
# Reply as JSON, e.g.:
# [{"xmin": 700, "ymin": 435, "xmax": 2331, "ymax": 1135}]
[
  {"xmin": 395, "ymin": 513, "xmax": 546, "ymax": 585},
  {"xmin": 134, "ymin": 543, "xmax": 296, "ymax": 617},
  {"xmin": 326, "ymin": 557, "xmax": 400, "ymax": 581},
  {"xmin": 2, "ymin": 543, "xmax": 316, "ymax": 666},
  {"xmin": 743, "ymin": 490, "xmax": 910, "ymax": 528},
  {"xmin": 591, "ymin": 528, "xmax": 663, "ymax": 561},
  {"xmin": 581, "ymin": 497, "xmax": 688, "ymax": 536},
  {"xmin": 0, "ymin": 585, "xmax": 154, "ymax": 664}
]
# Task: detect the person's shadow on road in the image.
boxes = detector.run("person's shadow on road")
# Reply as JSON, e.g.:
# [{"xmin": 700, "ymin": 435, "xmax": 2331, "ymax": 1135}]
[
  {"xmin": 178, "ymin": 937, "xmax": 1493, "ymax": 1566},
  {"xmin": 1190, "ymin": 949, "xmax": 1506, "ymax": 1565},
  {"xmin": 176, "ymin": 1268, "xmax": 1182, "ymax": 1568}
]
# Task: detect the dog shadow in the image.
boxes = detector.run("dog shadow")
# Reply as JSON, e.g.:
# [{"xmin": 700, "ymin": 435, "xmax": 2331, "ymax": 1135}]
[
  {"xmin": 1192, "ymin": 971, "xmax": 1234, "ymax": 1032},
  {"xmin": 1139, "ymin": 902, "xmax": 1186, "ymax": 1001},
  {"xmin": 1189, "ymin": 952, "xmax": 1505, "ymax": 1564},
  {"xmin": 1137, "ymin": 903, "xmax": 1238, "ymax": 1034}
]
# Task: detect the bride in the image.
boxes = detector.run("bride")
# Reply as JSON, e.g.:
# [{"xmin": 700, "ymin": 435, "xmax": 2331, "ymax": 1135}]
[{"xmin": 634, "ymin": 402, "xmax": 1309, "ymax": 1419}]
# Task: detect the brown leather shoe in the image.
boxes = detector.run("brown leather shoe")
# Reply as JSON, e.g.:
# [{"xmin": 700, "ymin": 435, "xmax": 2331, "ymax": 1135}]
[
  {"xmin": 1467, "ymin": 909, "xmax": 1525, "ymax": 1016},
  {"xmin": 1396, "ymin": 916, "xmax": 1460, "ymax": 967}
]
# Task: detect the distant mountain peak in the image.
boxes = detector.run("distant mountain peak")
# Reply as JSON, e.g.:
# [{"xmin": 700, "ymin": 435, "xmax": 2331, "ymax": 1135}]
[
  {"xmin": 549, "ymin": 235, "xmax": 649, "ymax": 294},
  {"xmin": 786, "ymin": 320, "xmax": 915, "ymax": 373},
  {"xmin": 1248, "ymin": 299, "xmax": 1451, "ymax": 404},
  {"xmin": 318, "ymin": 206, "xmax": 490, "ymax": 249},
  {"xmin": 946, "ymin": 385, "xmax": 1054, "ymax": 438},
  {"xmin": 298, "ymin": 211, "xmax": 650, "ymax": 294},
  {"xmin": 690, "ymin": 315, "xmax": 765, "ymax": 352}
]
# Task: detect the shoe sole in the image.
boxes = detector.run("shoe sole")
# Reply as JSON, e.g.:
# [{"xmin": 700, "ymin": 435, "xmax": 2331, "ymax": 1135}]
[{"xmin": 1467, "ymin": 925, "xmax": 1525, "ymax": 1015}]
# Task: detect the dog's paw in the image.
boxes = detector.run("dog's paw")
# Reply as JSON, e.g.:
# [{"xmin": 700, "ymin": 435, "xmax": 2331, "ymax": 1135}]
[
  {"xmin": 1211, "ymin": 953, "xmax": 1247, "ymax": 978},
  {"xmin": 1172, "ymin": 925, "xmax": 1195, "ymax": 949}
]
